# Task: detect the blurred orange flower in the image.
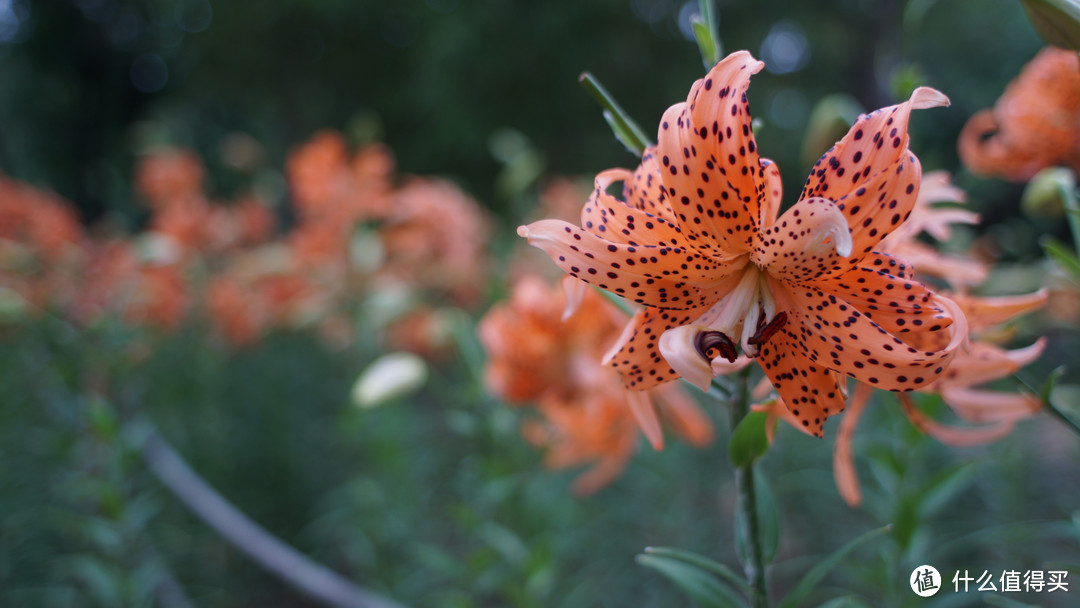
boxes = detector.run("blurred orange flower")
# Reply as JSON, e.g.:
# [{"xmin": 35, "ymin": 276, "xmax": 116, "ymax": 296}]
[
  {"xmin": 380, "ymin": 178, "xmax": 491, "ymax": 306},
  {"xmin": 520, "ymin": 51, "xmax": 963, "ymax": 437},
  {"xmin": 135, "ymin": 147, "xmax": 205, "ymax": 209},
  {"xmin": 479, "ymin": 275, "xmax": 714, "ymax": 493},
  {"xmin": 959, "ymin": 47, "xmax": 1080, "ymax": 182}
]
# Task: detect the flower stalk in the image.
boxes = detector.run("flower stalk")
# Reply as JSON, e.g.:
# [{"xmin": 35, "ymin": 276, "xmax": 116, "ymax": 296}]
[{"xmin": 729, "ymin": 368, "xmax": 769, "ymax": 608}]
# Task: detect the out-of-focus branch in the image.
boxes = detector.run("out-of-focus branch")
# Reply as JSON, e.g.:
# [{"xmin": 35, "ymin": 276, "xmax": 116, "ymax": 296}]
[{"xmin": 139, "ymin": 425, "xmax": 408, "ymax": 608}]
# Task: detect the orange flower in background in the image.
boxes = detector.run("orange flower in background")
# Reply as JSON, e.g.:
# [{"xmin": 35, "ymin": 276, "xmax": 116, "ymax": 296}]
[
  {"xmin": 959, "ymin": 47, "xmax": 1080, "ymax": 182},
  {"xmin": 135, "ymin": 147, "xmax": 205, "ymax": 209},
  {"xmin": 479, "ymin": 275, "xmax": 714, "ymax": 493},
  {"xmin": 286, "ymin": 131, "xmax": 394, "ymax": 223},
  {"xmin": 71, "ymin": 241, "xmax": 188, "ymax": 329},
  {"xmin": 520, "ymin": 51, "xmax": 964, "ymax": 437},
  {"xmin": 381, "ymin": 178, "xmax": 491, "ymax": 306},
  {"xmin": 0, "ymin": 175, "xmax": 86, "ymax": 311}
]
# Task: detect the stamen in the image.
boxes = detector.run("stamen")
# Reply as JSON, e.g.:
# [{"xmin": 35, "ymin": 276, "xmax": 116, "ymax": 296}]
[
  {"xmin": 695, "ymin": 330, "xmax": 738, "ymax": 363},
  {"xmin": 748, "ymin": 311, "xmax": 788, "ymax": 346}
]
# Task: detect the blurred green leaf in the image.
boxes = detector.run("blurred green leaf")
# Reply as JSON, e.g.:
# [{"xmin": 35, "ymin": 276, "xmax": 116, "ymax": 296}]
[
  {"xmin": 1020, "ymin": 0, "xmax": 1080, "ymax": 50},
  {"xmin": 636, "ymin": 553, "xmax": 748, "ymax": 608},
  {"xmin": 1040, "ymin": 236, "xmax": 1080, "ymax": 280},
  {"xmin": 775, "ymin": 525, "xmax": 889, "ymax": 608},
  {"xmin": 729, "ymin": 411, "xmax": 770, "ymax": 467},
  {"xmin": 644, "ymin": 546, "xmax": 750, "ymax": 593},
  {"xmin": 817, "ymin": 597, "xmax": 874, "ymax": 608},
  {"xmin": 916, "ymin": 462, "xmax": 978, "ymax": 518},
  {"xmin": 61, "ymin": 555, "xmax": 123, "ymax": 607}
]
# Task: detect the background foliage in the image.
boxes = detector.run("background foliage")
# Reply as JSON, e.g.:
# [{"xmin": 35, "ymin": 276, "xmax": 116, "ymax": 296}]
[{"xmin": 2, "ymin": 0, "xmax": 1079, "ymax": 606}]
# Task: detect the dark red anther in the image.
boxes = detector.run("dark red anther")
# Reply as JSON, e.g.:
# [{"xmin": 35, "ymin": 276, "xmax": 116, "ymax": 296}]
[
  {"xmin": 747, "ymin": 311, "xmax": 788, "ymax": 346},
  {"xmin": 695, "ymin": 330, "xmax": 738, "ymax": 363}
]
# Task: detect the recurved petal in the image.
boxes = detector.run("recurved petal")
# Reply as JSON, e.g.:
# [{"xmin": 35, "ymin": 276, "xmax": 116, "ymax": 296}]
[
  {"xmin": 929, "ymin": 339, "xmax": 1046, "ymax": 391},
  {"xmin": 657, "ymin": 51, "xmax": 766, "ymax": 259},
  {"xmin": 833, "ymin": 382, "xmax": 874, "ymax": 507},
  {"xmin": 625, "ymin": 388, "xmax": 665, "ymax": 450},
  {"xmin": 757, "ymin": 332, "xmax": 846, "ymax": 437},
  {"xmin": 801, "ymin": 87, "xmax": 948, "ymax": 257},
  {"xmin": 899, "ymin": 393, "xmax": 1016, "ymax": 446},
  {"xmin": 752, "ymin": 196, "xmax": 853, "ymax": 282},
  {"xmin": 657, "ymin": 324, "xmax": 716, "ymax": 392},
  {"xmin": 581, "ymin": 169, "xmax": 693, "ymax": 247},
  {"xmin": 603, "ymin": 304, "xmax": 713, "ymax": 390},
  {"xmin": 814, "ymin": 254, "xmax": 949, "ymax": 336},
  {"xmin": 939, "ymin": 387, "xmax": 1043, "ymax": 425},
  {"xmin": 952, "ymin": 289, "xmax": 1049, "ymax": 331},
  {"xmin": 623, "ymin": 148, "xmax": 679, "ymax": 223},
  {"xmin": 802, "ymin": 86, "xmax": 947, "ymax": 202},
  {"xmin": 759, "ymin": 158, "xmax": 783, "ymax": 228},
  {"xmin": 651, "ymin": 382, "xmax": 716, "ymax": 447},
  {"xmin": 518, "ymin": 219, "xmax": 731, "ymax": 310},
  {"xmin": 776, "ymin": 279, "xmax": 966, "ymax": 392}
]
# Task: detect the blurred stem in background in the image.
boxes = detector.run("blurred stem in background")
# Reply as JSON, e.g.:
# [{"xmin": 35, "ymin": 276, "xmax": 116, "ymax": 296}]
[{"xmin": 729, "ymin": 368, "xmax": 769, "ymax": 608}]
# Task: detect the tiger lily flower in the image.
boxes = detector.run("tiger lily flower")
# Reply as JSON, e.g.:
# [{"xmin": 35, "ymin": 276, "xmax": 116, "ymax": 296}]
[
  {"xmin": 519, "ymin": 51, "xmax": 965, "ymax": 437},
  {"xmin": 959, "ymin": 47, "xmax": 1080, "ymax": 182}
]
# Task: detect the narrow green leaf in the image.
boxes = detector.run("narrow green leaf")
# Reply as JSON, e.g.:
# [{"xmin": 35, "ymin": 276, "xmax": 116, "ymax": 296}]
[
  {"xmin": 1040, "ymin": 366, "xmax": 1067, "ymax": 405},
  {"xmin": 691, "ymin": 17, "xmax": 719, "ymax": 69},
  {"xmin": 915, "ymin": 462, "xmax": 978, "ymax": 518},
  {"xmin": 579, "ymin": 72, "xmax": 653, "ymax": 156},
  {"xmin": 729, "ymin": 410, "xmax": 770, "ymax": 467},
  {"xmin": 775, "ymin": 525, "xmax": 890, "ymax": 608},
  {"xmin": 636, "ymin": 554, "xmax": 748, "ymax": 608},
  {"xmin": 1041, "ymin": 235, "xmax": 1080, "ymax": 280},
  {"xmin": 644, "ymin": 547, "xmax": 750, "ymax": 593},
  {"xmin": 816, "ymin": 597, "xmax": 874, "ymax": 608}
]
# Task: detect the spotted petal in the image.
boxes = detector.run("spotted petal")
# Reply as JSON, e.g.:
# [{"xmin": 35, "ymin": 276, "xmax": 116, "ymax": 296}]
[
  {"xmin": 603, "ymin": 303, "xmax": 715, "ymax": 390},
  {"xmin": 800, "ymin": 87, "xmax": 949, "ymax": 256},
  {"xmin": 751, "ymin": 197, "xmax": 853, "ymax": 283},
  {"xmin": 775, "ymin": 280, "xmax": 965, "ymax": 392},
  {"xmin": 657, "ymin": 51, "xmax": 766, "ymax": 258},
  {"xmin": 623, "ymin": 148, "xmax": 679, "ymax": 223},
  {"xmin": 581, "ymin": 169, "xmax": 693, "ymax": 248},
  {"xmin": 518, "ymin": 220, "xmax": 738, "ymax": 309},
  {"xmin": 757, "ymin": 332, "xmax": 845, "ymax": 438}
]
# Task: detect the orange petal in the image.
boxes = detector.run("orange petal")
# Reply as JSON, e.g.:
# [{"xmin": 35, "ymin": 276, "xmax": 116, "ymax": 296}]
[
  {"xmin": 657, "ymin": 51, "xmax": 766, "ymax": 258},
  {"xmin": 814, "ymin": 255, "xmax": 949, "ymax": 337},
  {"xmin": 626, "ymin": 388, "xmax": 664, "ymax": 450},
  {"xmin": 801, "ymin": 88, "xmax": 948, "ymax": 256},
  {"xmin": 777, "ymin": 280, "xmax": 965, "ymax": 392},
  {"xmin": 759, "ymin": 158, "xmax": 783, "ymax": 228},
  {"xmin": 834, "ymin": 383, "xmax": 874, "ymax": 507},
  {"xmin": 757, "ymin": 332, "xmax": 845, "ymax": 437},
  {"xmin": 899, "ymin": 392, "xmax": 1016, "ymax": 446},
  {"xmin": 518, "ymin": 220, "xmax": 731, "ymax": 310},
  {"xmin": 581, "ymin": 169, "xmax": 696, "ymax": 248},
  {"xmin": 802, "ymin": 87, "xmax": 948, "ymax": 202},
  {"xmin": 752, "ymin": 196, "xmax": 853, "ymax": 283},
  {"xmin": 603, "ymin": 304, "xmax": 712, "ymax": 390},
  {"xmin": 940, "ymin": 387, "xmax": 1043, "ymax": 425},
  {"xmin": 951, "ymin": 289, "xmax": 1049, "ymax": 331},
  {"xmin": 623, "ymin": 148, "xmax": 680, "ymax": 223},
  {"xmin": 931, "ymin": 338, "xmax": 1045, "ymax": 391},
  {"xmin": 652, "ymin": 382, "xmax": 715, "ymax": 447}
]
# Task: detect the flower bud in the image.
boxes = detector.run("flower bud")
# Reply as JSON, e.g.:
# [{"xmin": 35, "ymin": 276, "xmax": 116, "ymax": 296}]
[
  {"xmin": 1020, "ymin": 0, "xmax": 1080, "ymax": 51},
  {"xmin": 1022, "ymin": 166, "xmax": 1076, "ymax": 218}
]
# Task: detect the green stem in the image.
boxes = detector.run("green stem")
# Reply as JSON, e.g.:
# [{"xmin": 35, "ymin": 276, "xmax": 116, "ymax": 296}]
[
  {"xmin": 729, "ymin": 369, "xmax": 768, "ymax": 608},
  {"xmin": 1046, "ymin": 399, "xmax": 1080, "ymax": 439}
]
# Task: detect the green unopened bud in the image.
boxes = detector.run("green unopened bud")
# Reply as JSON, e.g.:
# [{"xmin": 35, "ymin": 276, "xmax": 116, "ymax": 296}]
[
  {"xmin": 351, "ymin": 352, "xmax": 428, "ymax": 409},
  {"xmin": 1022, "ymin": 167, "xmax": 1076, "ymax": 218},
  {"xmin": 1020, "ymin": 0, "xmax": 1080, "ymax": 51},
  {"xmin": 800, "ymin": 94, "xmax": 864, "ymax": 168}
]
